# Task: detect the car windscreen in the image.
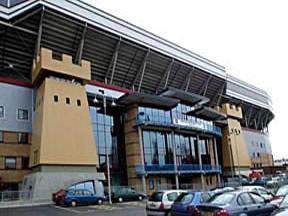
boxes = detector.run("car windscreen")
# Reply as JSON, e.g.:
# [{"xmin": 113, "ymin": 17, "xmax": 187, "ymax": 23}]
[
  {"xmin": 277, "ymin": 186, "xmax": 288, "ymax": 196},
  {"xmin": 149, "ymin": 192, "xmax": 164, "ymax": 201},
  {"xmin": 174, "ymin": 193, "xmax": 194, "ymax": 204},
  {"xmin": 208, "ymin": 193, "xmax": 235, "ymax": 205}
]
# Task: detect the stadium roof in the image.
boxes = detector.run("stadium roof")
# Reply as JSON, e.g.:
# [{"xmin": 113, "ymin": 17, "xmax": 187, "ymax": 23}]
[{"xmin": 0, "ymin": 0, "xmax": 274, "ymax": 129}]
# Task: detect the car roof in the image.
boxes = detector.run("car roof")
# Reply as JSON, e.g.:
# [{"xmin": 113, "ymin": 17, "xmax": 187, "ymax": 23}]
[{"xmin": 155, "ymin": 190, "xmax": 186, "ymax": 193}]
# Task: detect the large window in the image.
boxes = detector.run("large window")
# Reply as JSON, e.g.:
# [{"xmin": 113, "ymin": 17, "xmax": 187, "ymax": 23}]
[
  {"xmin": 175, "ymin": 134, "xmax": 198, "ymax": 165},
  {"xmin": 17, "ymin": 109, "xmax": 28, "ymax": 120},
  {"xmin": 5, "ymin": 157, "xmax": 16, "ymax": 169},
  {"xmin": 0, "ymin": 106, "xmax": 4, "ymax": 118},
  {"xmin": 18, "ymin": 133, "xmax": 28, "ymax": 144},
  {"xmin": 143, "ymin": 130, "xmax": 173, "ymax": 165},
  {"xmin": 90, "ymin": 106, "xmax": 120, "ymax": 172},
  {"xmin": 138, "ymin": 107, "xmax": 171, "ymax": 124}
]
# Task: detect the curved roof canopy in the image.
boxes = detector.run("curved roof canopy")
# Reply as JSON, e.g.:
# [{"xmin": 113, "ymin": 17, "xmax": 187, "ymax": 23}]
[{"xmin": 0, "ymin": 0, "xmax": 274, "ymax": 129}]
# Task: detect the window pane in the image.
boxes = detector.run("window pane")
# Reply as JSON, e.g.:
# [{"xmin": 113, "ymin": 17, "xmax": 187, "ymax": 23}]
[
  {"xmin": 18, "ymin": 133, "xmax": 28, "ymax": 144},
  {"xmin": 0, "ymin": 106, "xmax": 4, "ymax": 118},
  {"xmin": 17, "ymin": 109, "xmax": 28, "ymax": 120},
  {"xmin": 5, "ymin": 157, "xmax": 16, "ymax": 169}
]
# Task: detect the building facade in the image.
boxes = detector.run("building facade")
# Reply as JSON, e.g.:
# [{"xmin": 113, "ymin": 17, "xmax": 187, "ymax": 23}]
[{"xmin": 0, "ymin": 0, "xmax": 274, "ymax": 196}]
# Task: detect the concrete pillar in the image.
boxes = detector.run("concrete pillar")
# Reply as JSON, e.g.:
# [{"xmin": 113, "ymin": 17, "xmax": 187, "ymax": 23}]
[
  {"xmin": 138, "ymin": 126, "xmax": 146, "ymax": 194},
  {"xmin": 197, "ymin": 135, "xmax": 205, "ymax": 190},
  {"xmin": 171, "ymin": 130, "xmax": 179, "ymax": 189},
  {"xmin": 213, "ymin": 137, "xmax": 221, "ymax": 185}
]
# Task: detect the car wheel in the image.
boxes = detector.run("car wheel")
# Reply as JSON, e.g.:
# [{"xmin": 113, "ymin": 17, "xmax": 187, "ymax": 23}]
[
  {"xmin": 97, "ymin": 199, "xmax": 103, "ymax": 205},
  {"xmin": 138, "ymin": 196, "xmax": 143, "ymax": 201},
  {"xmin": 118, "ymin": 197, "xmax": 123, "ymax": 202},
  {"xmin": 71, "ymin": 200, "xmax": 77, "ymax": 207}
]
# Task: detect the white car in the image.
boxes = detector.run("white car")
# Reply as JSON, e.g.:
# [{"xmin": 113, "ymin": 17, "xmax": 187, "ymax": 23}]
[
  {"xmin": 237, "ymin": 185, "xmax": 274, "ymax": 200},
  {"xmin": 146, "ymin": 190, "xmax": 186, "ymax": 216}
]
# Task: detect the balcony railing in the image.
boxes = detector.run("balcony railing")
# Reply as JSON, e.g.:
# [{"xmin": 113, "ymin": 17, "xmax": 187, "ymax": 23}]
[
  {"xmin": 135, "ymin": 164, "xmax": 222, "ymax": 175},
  {"xmin": 136, "ymin": 113, "xmax": 221, "ymax": 136}
]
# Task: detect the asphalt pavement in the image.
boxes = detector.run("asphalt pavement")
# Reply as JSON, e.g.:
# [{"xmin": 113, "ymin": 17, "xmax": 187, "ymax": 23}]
[{"xmin": 0, "ymin": 201, "xmax": 147, "ymax": 216}]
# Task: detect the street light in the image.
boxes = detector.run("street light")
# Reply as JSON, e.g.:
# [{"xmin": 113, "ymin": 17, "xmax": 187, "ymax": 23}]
[{"xmin": 93, "ymin": 90, "xmax": 114, "ymax": 205}]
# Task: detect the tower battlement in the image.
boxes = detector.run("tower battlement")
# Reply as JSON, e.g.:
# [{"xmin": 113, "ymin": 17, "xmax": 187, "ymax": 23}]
[{"xmin": 32, "ymin": 48, "xmax": 91, "ymax": 85}]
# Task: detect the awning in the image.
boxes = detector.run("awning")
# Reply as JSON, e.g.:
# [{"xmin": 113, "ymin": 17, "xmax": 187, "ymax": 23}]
[
  {"xmin": 159, "ymin": 87, "xmax": 209, "ymax": 106},
  {"xmin": 187, "ymin": 106, "xmax": 227, "ymax": 121},
  {"xmin": 117, "ymin": 92, "xmax": 179, "ymax": 110}
]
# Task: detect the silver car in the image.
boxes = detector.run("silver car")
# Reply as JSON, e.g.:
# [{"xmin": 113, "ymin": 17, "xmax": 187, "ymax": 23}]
[
  {"xmin": 146, "ymin": 190, "xmax": 186, "ymax": 216},
  {"xmin": 237, "ymin": 185, "xmax": 274, "ymax": 201}
]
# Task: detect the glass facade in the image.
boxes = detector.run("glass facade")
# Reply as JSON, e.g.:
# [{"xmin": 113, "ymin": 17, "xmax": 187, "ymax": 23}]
[
  {"xmin": 174, "ymin": 134, "xmax": 198, "ymax": 165},
  {"xmin": 138, "ymin": 104, "xmax": 220, "ymax": 135},
  {"xmin": 142, "ymin": 130, "xmax": 212, "ymax": 166},
  {"xmin": 90, "ymin": 106, "xmax": 126, "ymax": 186},
  {"xmin": 143, "ymin": 131, "xmax": 173, "ymax": 165}
]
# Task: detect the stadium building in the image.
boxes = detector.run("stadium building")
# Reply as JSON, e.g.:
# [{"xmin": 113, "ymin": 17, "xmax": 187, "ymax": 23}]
[{"xmin": 0, "ymin": 0, "xmax": 274, "ymax": 198}]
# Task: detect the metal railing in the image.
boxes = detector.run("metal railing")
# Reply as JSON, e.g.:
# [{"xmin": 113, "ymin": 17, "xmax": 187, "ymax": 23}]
[
  {"xmin": 0, "ymin": 191, "xmax": 31, "ymax": 202},
  {"xmin": 135, "ymin": 164, "xmax": 222, "ymax": 175},
  {"xmin": 136, "ymin": 113, "xmax": 222, "ymax": 136}
]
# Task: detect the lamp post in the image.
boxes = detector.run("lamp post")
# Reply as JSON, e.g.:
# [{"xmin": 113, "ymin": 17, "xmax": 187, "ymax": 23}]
[{"xmin": 94, "ymin": 89, "xmax": 113, "ymax": 205}]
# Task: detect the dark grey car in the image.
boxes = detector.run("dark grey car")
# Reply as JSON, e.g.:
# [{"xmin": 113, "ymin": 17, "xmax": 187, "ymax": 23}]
[{"xmin": 197, "ymin": 191, "xmax": 277, "ymax": 216}]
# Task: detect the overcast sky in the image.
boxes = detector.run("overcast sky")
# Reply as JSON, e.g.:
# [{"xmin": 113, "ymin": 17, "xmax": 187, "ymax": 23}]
[{"xmin": 84, "ymin": 0, "xmax": 287, "ymax": 159}]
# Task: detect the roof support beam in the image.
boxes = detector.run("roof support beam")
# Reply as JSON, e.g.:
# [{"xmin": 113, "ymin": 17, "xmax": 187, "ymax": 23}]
[
  {"xmin": 198, "ymin": 75, "xmax": 212, "ymax": 96},
  {"xmin": 247, "ymin": 107, "xmax": 254, "ymax": 126},
  {"xmin": 137, "ymin": 50, "xmax": 150, "ymax": 92},
  {"xmin": 105, "ymin": 38, "xmax": 121, "ymax": 84},
  {"xmin": 156, "ymin": 59, "xmax": 174, "ymax": 92},
  {"xmin": 163, "ymin": 59, "xmax": 174, "ymax": 89},
  {"xmin": 12, "ymin": 7, "xmax": 42, "ymax": 25},
  {"xmin": 131, "ymin": 49, "xmax": 150, "ymax": 91},
  {"xmin": 75, "ymin": 23, "xmax": 87, "ymax": 65},
  {"xmin": 34, "ymin": 7, "xmax": 45, "ymax": 59},
  {"xmin": 181, "ymin": 67, "xmax": 194, "ymax": 91},
  {"xmin": 0, "ymin": 20, "xmax": 37, "ymax": 35},
  {"xmin": 209, "ymin": 82, "xmax": 226, "ymax": 107}
]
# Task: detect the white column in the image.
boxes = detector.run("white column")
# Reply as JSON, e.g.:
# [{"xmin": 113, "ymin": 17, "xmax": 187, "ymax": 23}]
[
  {"xmin": 171, "ymin": 130, "xmax": 179, "ymax": 189},
  {"xmin": 197, "ymin": 135, "xmax": 205, "ymax": 190},
  {"xmin": 213, "ymin": 137, "xmax": 221, "ymax": 185}
]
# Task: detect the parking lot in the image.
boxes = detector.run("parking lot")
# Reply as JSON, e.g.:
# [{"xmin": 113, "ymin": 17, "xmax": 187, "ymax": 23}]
[{"xmin": 0, "ymin": 202, "xmax": 146, "ymax": 216}]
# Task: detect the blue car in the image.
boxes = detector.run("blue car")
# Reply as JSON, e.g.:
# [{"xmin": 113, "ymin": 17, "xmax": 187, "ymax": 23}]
[
  {"xmin": 197, "ymin": 190, "xmax": 278, "ymax": 216},
  {"xmin": 171, "ymin": 192, "xmax": 212, "ymax": 216},
  {"xmin": 60, "ymin": 189, "xmax": 105, "ymax": 207}
]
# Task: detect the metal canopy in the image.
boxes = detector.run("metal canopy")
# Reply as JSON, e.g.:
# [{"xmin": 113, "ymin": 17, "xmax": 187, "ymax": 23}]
[
  {"xmin": 159, "ymin": 87, "xmax": 209, "ymax": 106},
  {"xmin": 188, "ymin": 106, "xmax": 227, "ymax": 121},
  {"xmin": 117, "ymin": 92, "xmax": 179, "ymax": 110}
]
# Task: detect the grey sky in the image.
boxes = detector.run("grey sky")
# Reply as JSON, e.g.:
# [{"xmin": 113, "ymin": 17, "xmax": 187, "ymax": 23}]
[{"xmin": 84, "ymin": 0, "xmax": 286, "ymax": 159}]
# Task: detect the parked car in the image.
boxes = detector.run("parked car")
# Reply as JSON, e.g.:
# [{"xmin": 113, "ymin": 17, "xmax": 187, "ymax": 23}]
[
  {"xmin": 171, "ymin": 191, "xmax": 212, "ymax": 216},
  {"xmin": 271, "ymin": 195, "xmax": 288, "ymax": 215},
  {"xmin": 237, "ymin": 185, "xmax": 274, "ymax": 201},
  {"xmin": 146, "ymin": 190, "xmax": 186, "ymax": 216},
  {"xmin": 53, "ymin": 189, "xmax": 105, "ymax": 207},
  {"xmin": 197, "ymin": 190, "xmax": 277, "ymax": 216},
  {"xmin": 250, "ymin": 177, "xmax": 268, "ymax": 187},
  {"xmin": 111, "ymin": 187, "xmax": 146, "ymax": 202},
  {"xmin": 210, "ymin": 187, "xmax": 235, "ymax": 194},
  {"xmin": 271, "ymin": 185, "xmax": 288, "ymax": 206}
]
